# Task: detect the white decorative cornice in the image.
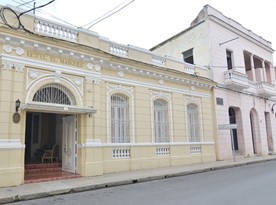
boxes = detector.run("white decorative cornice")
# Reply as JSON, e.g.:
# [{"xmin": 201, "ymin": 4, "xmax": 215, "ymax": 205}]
[
  {"xmin": 107, "ymin": 83, "xmax": 134, "ymax": 94},
  {"xmin": 150, "ymin": 90, "xmax": 172, "ymax": 100},
  {"xmin": 118, "ymin": 71, "xmax": 124, "ymax": 78},
  {"xmin": 86, "ymin": 76, "xmax": 101, "ymax": 85},
  {"xmin": 0, "ymin": 35, "xmax": 213, "ymax": 90},
  {"xmin": 184, "ymin": 95, "xmax": 201, "ymax": 104},
  {"xmin": 2, "ymin": 61, "xmax": 24, "ymax": 72},
  {"xmin": 55, "ymin": 70, "xmax": 62, "ymax": 83},
  {"xmin": 159, "ymin": 79, "xmax": 164, "ymax": 85},
  {"xmin": 74, "ymin": 78, "xmax": 83, "ymax": 86},
  {"xmin": 105, "ymin": 61, "xmax": 212, "ymax": 90},
  {"xmin": 87, "ymin": 63, "xmax": 101, "ymax": 72},
  {"xmin": 3, "ymin": 44, "xmax": 24, "ymax": 56},
  {"xmin": 29, "ymin": 70, "xmax": 39, "ymax": 79}
]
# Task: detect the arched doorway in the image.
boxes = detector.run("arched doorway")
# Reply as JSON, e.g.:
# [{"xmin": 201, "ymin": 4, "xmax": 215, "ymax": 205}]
[
  {"xmin": 24, "ymin": 83, "xmax": 79, "ymax": 182},
  {"xmin": 229, "ymin": 108, "xmax": 238, "ymax": 151}
]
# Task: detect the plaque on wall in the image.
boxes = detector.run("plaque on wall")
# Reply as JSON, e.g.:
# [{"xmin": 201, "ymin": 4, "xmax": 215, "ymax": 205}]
[{"xmin": 13, "ymin": 113, "xmax": 21, "ymax": 123}]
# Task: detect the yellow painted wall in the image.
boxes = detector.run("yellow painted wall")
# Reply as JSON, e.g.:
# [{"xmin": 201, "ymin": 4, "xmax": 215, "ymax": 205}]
[{"xmin": 0, "ymin": 9, "xmax": 217, "ymax": 187}]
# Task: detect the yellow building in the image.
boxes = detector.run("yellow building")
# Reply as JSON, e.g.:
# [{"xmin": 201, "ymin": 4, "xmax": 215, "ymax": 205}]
[{"xmin": 0, "ymin": 5, "xmax": 217, "ymax": 187}]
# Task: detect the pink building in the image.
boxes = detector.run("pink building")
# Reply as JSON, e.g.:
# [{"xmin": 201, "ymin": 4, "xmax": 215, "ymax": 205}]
[{"xmin": 151, "ymin": 5, "xmax": 276, "ymax": 160}]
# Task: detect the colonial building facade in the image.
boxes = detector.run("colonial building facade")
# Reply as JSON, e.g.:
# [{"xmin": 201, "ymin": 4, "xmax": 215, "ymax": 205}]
[
  {"xmin": 152, "ymin": 5, "xmax": 276, "ymax": 160},
  {"xmin": 0, "ymin": 5, "xmax": 217, "ymax": 187}
]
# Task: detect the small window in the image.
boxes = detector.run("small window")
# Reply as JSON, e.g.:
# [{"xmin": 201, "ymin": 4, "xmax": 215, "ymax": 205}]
[
  {"xmin": 182, "ymin": 49, "xmax": 194, "ymax": 64},
  {"xmin": 226, "ymin": 50, "xmax": 233, "ymax": 70},
  {"xmin": 216, "ymin": 98, "xmax": 224, "ymax": 105}
]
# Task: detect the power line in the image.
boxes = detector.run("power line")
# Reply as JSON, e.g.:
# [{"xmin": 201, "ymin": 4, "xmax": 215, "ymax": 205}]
[
  {"xmin": 11, "ymin": 0, "xmax": 78, "ymax": 28},
  {"xmin": 0, "ymin": 0, "xmax": 56, "ymax": 33},
  {"xmin": 81, "ymin": 0, "xmax": 135, "ymax": 29},
  {"xmin": 15, "ymin": 0, "xmax": 35, "ymax": 7}
]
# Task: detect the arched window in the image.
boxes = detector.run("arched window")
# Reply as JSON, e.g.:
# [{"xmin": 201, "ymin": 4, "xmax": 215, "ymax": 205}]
[
  {"xmin": 154, "ymin": 99, "xmax": 169, "ymax": 143},
  {"xmin": 187, "ymin": 103, "xmax": 200, "ymax": 142},
  {"xmin": 33, "ymin": 83, "xmax": 76, "ymax": 105},
  {"xmin": 111, "ymin": 94, "xmax": 129, "ymax": 143}
]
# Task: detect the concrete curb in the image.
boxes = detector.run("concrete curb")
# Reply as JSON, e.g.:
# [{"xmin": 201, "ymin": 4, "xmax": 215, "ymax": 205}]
[{"xmin": 1, "ymin": 156, "xmax": 276, "ymax": 204}]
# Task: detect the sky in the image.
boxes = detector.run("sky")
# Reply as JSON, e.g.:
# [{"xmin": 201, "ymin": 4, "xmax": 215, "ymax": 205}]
[{"xmin": 2, "ymin": 0, "xmax": 276, "ymax": 61}]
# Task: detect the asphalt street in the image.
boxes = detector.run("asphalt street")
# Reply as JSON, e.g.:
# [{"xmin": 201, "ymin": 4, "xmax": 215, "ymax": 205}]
[{"xmin": 9, "ymin": 160, "xmax": 276, "ymax": 205}]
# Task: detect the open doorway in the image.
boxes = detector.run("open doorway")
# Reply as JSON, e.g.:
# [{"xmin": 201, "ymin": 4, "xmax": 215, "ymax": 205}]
[
  {"xmin": 24, "ymin": 112, "xmax": 79, "ymax": 183},
  {"xmin": 25, "ymin": 112, "xmax": 65, "ymax": 163}
]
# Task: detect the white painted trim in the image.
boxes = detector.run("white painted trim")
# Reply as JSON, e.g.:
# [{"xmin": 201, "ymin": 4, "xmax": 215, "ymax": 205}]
[
  {"xmin": 0, "ymin": 139, "xmax": 25, "ymax": 149},
  {"xmin": 150, "ymin": 91, "xmax": 174, "ymax": 143},
  {"xmin": 106, "ymin": 84, "xmax": 135, "ymax": 143},
  {"xmin": 25, "ymin": 75, "xmax": 84, "ymax": 106},
  {"xmin": 103, "ymin": 75, "xmax": 210, "ymax": 98},
  {"xmin": 1, "ymin": 54, "xmax": 211, "ymax": 99},
  {"xmin": 1, "ymin": 54, "xmax": 100, "ymax": 79},
  {"xmin": 78, "ymin": 141, "xmax": 215, "ymax": 148},
  {"xmin": 184, "ymin": 96, "xmax": 204, "ymax": 142}
]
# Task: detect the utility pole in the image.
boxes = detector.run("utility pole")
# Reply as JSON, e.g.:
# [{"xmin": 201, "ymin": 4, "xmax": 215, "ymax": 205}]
[{"xmin": 33, "ymin": 1, "xmax": 36, "ymax": 15}]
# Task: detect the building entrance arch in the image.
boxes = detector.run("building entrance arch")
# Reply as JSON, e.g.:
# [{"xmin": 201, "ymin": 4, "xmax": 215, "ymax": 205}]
[{"xmin": 23, "ymin": 83, "xmax": 86, "ymax": 183}]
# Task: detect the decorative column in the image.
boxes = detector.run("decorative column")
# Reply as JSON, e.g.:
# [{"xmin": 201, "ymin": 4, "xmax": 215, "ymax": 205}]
[
  {"xmin": 269, "ymin": 63, "xmax": 276, "ymax": 85},
  {"xmin": 262, "ymin": 60, "xmax": 267, "ymax": 82},
  {"xmin": 250, "ymin": 54, "xmax": 256, "ymax": 82}
]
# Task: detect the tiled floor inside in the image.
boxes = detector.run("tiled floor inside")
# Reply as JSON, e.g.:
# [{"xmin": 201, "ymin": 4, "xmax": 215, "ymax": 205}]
[{"xmin": 24, "ymin": 162, "xmax": 80, "ymax": 184}]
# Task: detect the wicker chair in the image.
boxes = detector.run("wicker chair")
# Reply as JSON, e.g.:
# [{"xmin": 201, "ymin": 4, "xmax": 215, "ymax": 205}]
[{"xmin": 41, "ymin": 144, "xmax": 59, "ymax": 163}]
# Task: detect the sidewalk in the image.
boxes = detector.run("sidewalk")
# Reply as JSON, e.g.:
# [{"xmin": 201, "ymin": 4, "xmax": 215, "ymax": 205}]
[{"xmin": 1, "ymin": 155, "xmax": 276, "ymax": 204}]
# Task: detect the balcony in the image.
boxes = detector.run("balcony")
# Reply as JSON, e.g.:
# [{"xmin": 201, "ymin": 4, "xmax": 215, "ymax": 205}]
[
  {"xmin": 256, "ymin": 81, "xmax": 276, "ymax": 97},
  {"xmin": 224, "ymin": 70, "xmax": 249, "ymax": 90}
]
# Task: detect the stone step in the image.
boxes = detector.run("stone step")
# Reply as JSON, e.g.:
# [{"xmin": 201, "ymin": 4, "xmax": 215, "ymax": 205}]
[
  {"xmin": 25, "ymin": 167, "xmax": 62, "ymax": 174},
  {"xmin": 25, "ymin": 162, "xmax": 62, "ymax": 170},
  {"xmin": 24, "ymin": 171, "xmax": 80, "ymax": 184}
]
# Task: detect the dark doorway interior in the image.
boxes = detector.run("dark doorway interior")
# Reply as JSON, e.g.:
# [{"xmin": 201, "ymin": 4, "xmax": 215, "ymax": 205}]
[
  {"xmin": 229, "ymin": 108, "xmax": 238, "ymax": 151},
  {"xmin": 25, "ymin": 112, "xmax": 62, "ymax": 163}
]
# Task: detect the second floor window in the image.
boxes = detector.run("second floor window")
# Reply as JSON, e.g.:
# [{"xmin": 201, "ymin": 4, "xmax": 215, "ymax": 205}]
[
  {"xmin": 154, "ymin": 99, "xmax": 169, "ymax": 143},
  {"xmin": 111, "ymin": 94, "xmax": 130, "ymax": 143},
  {"xmin": 182, "ymin": 48, "xmax": 194, "ymax": 64},
  {"xmin": 226, "ymin": 50, "xmax": 233, "ymax": 70}
]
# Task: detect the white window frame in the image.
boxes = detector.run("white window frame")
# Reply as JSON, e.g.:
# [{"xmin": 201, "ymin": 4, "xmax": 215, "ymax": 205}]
[
  {"xmin": 154, "ymin": 99, "xmax": 169, "ymax": 143},
  {"xmin": 110, "ymin": 93, "xmax": 130, "ymax": 143},
  {"xmin": 150, "ymin": 90, "xmax": 173, "ymax": 143},
  {"xmin": 187, "ymin": 103, "xmax": 200, "ymax": 142},
  {"xmin": 106, "ymin": 84, "xmax": 135, "ymax": 143}
]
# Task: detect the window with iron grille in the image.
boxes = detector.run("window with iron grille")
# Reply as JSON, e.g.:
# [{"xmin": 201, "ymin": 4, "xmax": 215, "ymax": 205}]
[
  {"xmin": 111, "ymin": 94, "xmax": 130, "ymax": 143},
  {"xmin": 32, "ymin": 83, "xmax": 76, "ymax": 105},
  {"xmin": 187, "ymin": 103, "xmax": 200, "ymax": 142},
  {"xmin": 154, "ymin": 99, "xmax": 169, "ymax": 143}
]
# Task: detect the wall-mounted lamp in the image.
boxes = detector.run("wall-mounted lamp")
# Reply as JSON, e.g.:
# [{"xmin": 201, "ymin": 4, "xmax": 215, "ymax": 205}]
[
  {"xmin": 271, "ymin": 103, "xmax": 276, "ymax": 113},
  {"xmin": 15, "ymin": 99, "xmax": 21, "ymax": 113}
]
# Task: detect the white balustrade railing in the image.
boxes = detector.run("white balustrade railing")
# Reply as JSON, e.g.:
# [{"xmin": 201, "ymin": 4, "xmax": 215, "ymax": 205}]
[
  {"xmin": 112, "ymin": 148, "xmax": 130, "ymax": 158},
  {"xmin": 152, "ymin": 56, "xmax": 166, "ymax": 67},
  {"xmin": 156, "ymin": 147, "xmax": 170, "ymax": 156},
  {"xmin": 190, "ymin": 146, "xmax": 201, "ymax": 153},
  {"xmin": 183, "ymin": 63, "xmax": 195, "ymax": 74},
  {"xmin": 224, "ymin": 70, "xmax": 248, "ymax": 81},
  {"xmin": 256, "ymin": 81, "xmax": 276, "ymax": 95},
  {"xmin": 34, "ymin": 19, "xmax": 78, "ymax": 42},
  {"xmin": 110, "ymin": 44, "xmax": 128, "ymax": 57}
]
